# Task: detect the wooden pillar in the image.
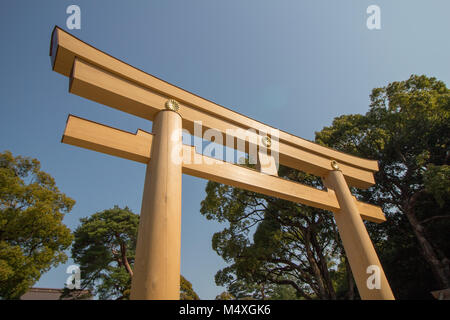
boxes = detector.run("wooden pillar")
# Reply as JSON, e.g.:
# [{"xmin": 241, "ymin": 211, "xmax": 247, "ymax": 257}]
[
  {"xmin": 324, "ymin": 165, "xmax": 395, "ymax": 300},
  {"xmin": 130, "ymin": 103, "xmax": 182, "ymax": 300}
]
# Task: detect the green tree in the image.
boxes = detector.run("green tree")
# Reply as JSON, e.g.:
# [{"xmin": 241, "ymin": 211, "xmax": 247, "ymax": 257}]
[
  {"xmin": 215, "ymin": 291, "xmax": 235, "ymax": 300},
  {"xmin": 269, "ymin": 284, "xmax": 300, "ymax": 300},
  {"xmin": 0, "ymin": 151, "xmax": 74, "ymax": 299},
  {"xmin": 72, "ymin": 206, "xmax": 199, "ymax": 299},
  {"xmin": 315, "ymin": 75, "xmax": 450, "ymax": 297},
  {"xmin": 201, "ymin": 167, "xmax": 353, "ymax": 300},
  {"xmin": 72, "ymin": 206, "xmax": 137, "ymax": 299},
  {"xmin": 201, "ymin": 75, "xmax": 449, "ymax": 299},
  {"xmin": 180, "ymin": 275, "xmax": 200, "ymax": 300}
]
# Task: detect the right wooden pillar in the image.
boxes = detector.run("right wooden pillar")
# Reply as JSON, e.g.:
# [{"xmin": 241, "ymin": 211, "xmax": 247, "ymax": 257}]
[{"xmin": 324, "ymin": 167, "xmax": 395, "ymax": 300}]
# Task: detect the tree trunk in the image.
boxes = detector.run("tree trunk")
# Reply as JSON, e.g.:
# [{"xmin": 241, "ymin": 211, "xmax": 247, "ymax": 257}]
[
  {"xmin": 311, "ymin": 232, "xmax": 337, "ymax": 299},
  {"xmin": 404, "ymin": 194, "xmax": 450, "ymax": 289},
  {"xmin": 260, "ymin": 283, "xmax": 265, "ymax": 300},
  {"xmin": 345, "ymin": 256, "xmax": 355, "ymax": 300},
  {"xmin": 120, "ymin": 242, "xmax": 134, "ymax": 277},
  {"xmin": 304, "ymin": 235, "xmax": 328, "ymax": 299}
]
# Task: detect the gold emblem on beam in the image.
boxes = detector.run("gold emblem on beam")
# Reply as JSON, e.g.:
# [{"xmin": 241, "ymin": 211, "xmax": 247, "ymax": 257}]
[
  {"xmin": 331, "ymin": 160, "xmax": 340, "ymax": 171},
  {"xmin": 261, "ymin": 136, "xmax": 271, "ymax": 148},
  {"xmin": 165, "ymin": 99, "xmax": 180, "ymax": 112}
]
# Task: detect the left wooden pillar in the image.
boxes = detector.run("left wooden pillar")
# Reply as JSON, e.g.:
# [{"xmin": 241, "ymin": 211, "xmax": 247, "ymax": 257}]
[{"xmin": 130, "ymin": 101, "xmax": 183, "ymax": 300}]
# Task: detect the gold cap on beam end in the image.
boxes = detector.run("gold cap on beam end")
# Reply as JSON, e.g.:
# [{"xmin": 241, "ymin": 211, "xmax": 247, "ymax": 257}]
[
  {"xmin": 331, "ymin": 160, "xmax": 340, "ymax": 171},
  {"xmin": 165, "ymin": 99, "xmax": 180, "ymax": 112}
]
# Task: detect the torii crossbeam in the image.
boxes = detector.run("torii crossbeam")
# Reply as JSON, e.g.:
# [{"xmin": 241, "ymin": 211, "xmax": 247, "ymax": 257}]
[{"xmin": 50, "ymin": 26, "xmax": 395, "ymax": 300}]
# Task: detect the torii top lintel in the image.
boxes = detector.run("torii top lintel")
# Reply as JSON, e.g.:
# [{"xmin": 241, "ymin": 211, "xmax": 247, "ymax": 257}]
[{"xmin": 50, "ymin": 26, "xmax": 379, "ymax": 189}]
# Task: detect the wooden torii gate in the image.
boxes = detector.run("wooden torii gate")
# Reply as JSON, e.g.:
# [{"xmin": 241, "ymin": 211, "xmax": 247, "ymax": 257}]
[{"xmin": 50, "ymin": 27, "xmax": 395, "ymax": 300}]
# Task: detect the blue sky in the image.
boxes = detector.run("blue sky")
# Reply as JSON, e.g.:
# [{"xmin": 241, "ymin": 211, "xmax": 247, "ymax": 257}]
[{"xmin": 1, "ymin": 1, "xmax": 449, "ymax": 299}]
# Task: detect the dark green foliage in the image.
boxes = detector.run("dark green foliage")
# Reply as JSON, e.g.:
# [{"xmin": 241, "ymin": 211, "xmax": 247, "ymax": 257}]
[
  {"xmin": 201, "ymin": 167, "xmax": 351, "ymax": 300},
  {"xmin": 72, "ymin": 206, "xmax": 138, "ymax": 299},
  {"xmin": 0, "ymin": 151, "xmax": 74, "ymax": 299},
  {"xmin": 316, "ymin": 75, "xmax": 450, "ymax": 298},
  {"xmin": 72, "ymin": 206, "xmax": 199, "ymax": 299},
  {"xmin": 202, "ymin": 75, "xmax": 449, "ymax": 300},
  {"xmin": 180, "ymin": 275, "xmax": 200, "ymax": 300}
]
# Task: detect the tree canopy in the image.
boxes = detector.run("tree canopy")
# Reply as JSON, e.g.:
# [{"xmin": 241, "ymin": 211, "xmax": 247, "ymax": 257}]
[
  {"xmin": 0, "ymin": 151, "xmax": 74, "ymax": 299},
  {"xmin": 71, "ymin": 206, "xmax": 137, "ymax": 299},
  {"xmin": 316, "ymin": 74, "xmax": 450, "ymax": 298},
  {"xmin": 71, "ymin": 206, "xmax": 199, "ymax": 299},
  {"xmin": 201, "ymin": 75, "xmax": 449, "ymax": 299},
  {"xmin": 201, "ymin": 166, "xmax": 353, "ymax": 299},
  {"xmin": 180, "ymin": 274, "xmax": 200, "ymax": 300}
]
